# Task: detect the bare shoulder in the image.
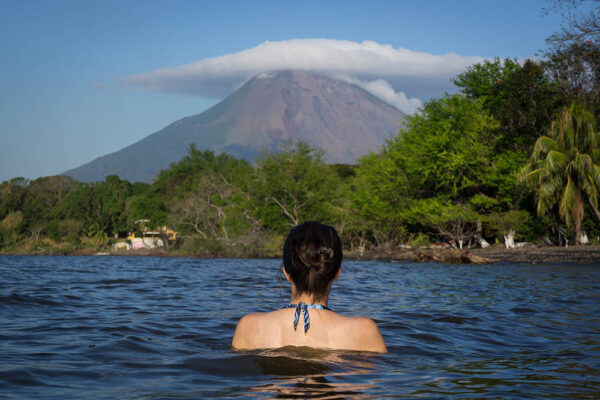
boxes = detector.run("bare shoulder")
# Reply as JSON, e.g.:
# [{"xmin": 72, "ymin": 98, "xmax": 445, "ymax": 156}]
[
  {"xmin": 236, "ymin": 312, "xmax": 263, "ymax": 328},
  {"xmin": 345, "ymin": 316, "xmax": 388, "ymax": 353},
  {"xmin": 231, "ymin": 312, "xmax": 279, "ymax": 350},
  {"xmin": 232, "ymin": 313, "xmax": 261, "ymax": 350}
]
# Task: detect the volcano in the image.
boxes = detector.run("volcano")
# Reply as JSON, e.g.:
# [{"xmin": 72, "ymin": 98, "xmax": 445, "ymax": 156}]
[{"xmin": 64, "ymin": 70, "xmax": 406, "ymax": 182}]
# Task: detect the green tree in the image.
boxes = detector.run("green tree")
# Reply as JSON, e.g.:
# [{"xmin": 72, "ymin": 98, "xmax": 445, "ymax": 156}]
[
  {"xmin": 0, "ymin": 211, "xmax": 24, "ymax": 249},
  {"xmin": 0, "ymin": 177, "xmax": 29, "ymax": 221},
  {"xmin": 352, "ymin": 94, "xmax": 499, "ymax": 248},
  {"xmin": 253, "ymin": 141, "xmax": 340, "ymax": 231},
  {"xmin": 350, "ymin": 152, "xmax": 408, "ymax": 250},
  {"xmin": 125, "ymin": 193, "xmax": 167, "ymax": 230},
  {"xmin": 369, "ymin": 94, "xmax": 498, "ymax": 200},
  {"xmin": 401, "ymin": 198, "xmax": 480, "ymax": 249},
  {"xmin": 455, "ymin": 58, "xmax": 562, "ymax": 151},
  {"xmin": 519, "ymin": 103, "xmax": 600, "ymax": 244},
  {"xmin": 97, "ymin": 175, "xmax": 131, "ymax": 234},
  {"xmin": 453, "ymin": 58, "xmax": 520, "ymax": 103},
  {"xmin": 485, "ymin": 210, "xmax": 535, "ymax": 246},
  {"xmin": 62, "ymin": 182, "xmax": 102, "ymax": 229},
  {"xmin": 20, "ymin": 176, "xmax": 78, "ymax": 240},
  {"xmin": 171, "ymin": 171, "xmax": 235, "ymax": 241},
  {"xmin": 153, "ymin": 144, "xmax": 252, "ymax": 196}
]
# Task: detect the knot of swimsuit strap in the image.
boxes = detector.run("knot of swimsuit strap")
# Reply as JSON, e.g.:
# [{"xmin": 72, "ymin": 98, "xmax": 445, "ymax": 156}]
[{"xmin": 282, "ymin": 302, "xmax": 331, "ymax": 334}]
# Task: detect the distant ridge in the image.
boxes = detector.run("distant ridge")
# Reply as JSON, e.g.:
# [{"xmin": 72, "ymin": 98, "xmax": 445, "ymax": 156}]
[{"xmin": 64, "ymin": 70, "xmax": 406, "ymax": 182}]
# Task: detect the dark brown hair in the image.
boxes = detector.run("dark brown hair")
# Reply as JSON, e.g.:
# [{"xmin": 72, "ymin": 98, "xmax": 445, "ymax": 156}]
[{"xmin": 283, "ymin": 221, "xmax": 342, "ymax": 296}]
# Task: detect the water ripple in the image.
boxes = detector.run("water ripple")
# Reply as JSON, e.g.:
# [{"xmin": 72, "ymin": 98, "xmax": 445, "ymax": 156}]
[{"xmin": 1, "ymin": 256, "xmax": 599, "ymax": 399}]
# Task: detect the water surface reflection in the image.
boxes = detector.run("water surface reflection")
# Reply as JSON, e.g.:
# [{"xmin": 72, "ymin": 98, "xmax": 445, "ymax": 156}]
[{"xmin": 0, "ymin": 256, "xmax": 599, "ymax": 398}]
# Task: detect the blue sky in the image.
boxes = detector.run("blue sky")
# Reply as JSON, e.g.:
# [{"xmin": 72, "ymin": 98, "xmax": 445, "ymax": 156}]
[{"xmin": 0, "ymin": 0, "xmax": 571, "ymax": 182}]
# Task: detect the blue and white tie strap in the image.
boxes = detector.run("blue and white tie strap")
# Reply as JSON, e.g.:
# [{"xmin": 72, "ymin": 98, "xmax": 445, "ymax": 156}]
[{"xmin": 282, "ymin": 302, "xmax": 332, "ymax": 333}]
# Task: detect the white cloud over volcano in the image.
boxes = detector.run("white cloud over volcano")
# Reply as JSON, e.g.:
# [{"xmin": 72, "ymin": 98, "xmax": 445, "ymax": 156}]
[{"xmin": 128, "ymin": 39, "xmax": 484, "ymax": 114}]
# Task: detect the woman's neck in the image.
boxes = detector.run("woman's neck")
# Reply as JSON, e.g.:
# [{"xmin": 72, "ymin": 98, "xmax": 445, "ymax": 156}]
[{"xmin": 290, "ymin": 292, "xmax": 329, "ymax": 306}]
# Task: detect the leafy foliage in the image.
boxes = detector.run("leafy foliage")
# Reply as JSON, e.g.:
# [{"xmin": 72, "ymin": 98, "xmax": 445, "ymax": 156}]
[
  {"xmin": 519, "ymin": 103, "xmax": 600, "ymax": 243},
  {"xmin": 253, "ymin": 141, "xmax": 340, "ymax": 231},
  {"xmin": 455, "ymin": 58, "xmax": 563, "ymax": 151}
]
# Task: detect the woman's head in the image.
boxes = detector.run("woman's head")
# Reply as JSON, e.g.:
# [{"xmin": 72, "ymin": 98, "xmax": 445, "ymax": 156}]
[{"xmin": 283, "ymin": 221, "xmax": 343, "ymax": 297}]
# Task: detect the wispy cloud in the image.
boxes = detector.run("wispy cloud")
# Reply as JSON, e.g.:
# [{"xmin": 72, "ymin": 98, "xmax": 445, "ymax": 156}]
[
  {"xmin": 343, "ymin": 77, "xmax": 424, "ymax": 114},
  {"xmin": 128, "ymin": 39, "xmax": 484, "ymax": 114}
]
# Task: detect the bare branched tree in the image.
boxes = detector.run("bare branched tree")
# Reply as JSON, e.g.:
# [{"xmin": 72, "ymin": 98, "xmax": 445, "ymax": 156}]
[
  {"xmin": 171, "ymin": 173, "xmax": 232, "ymax": 241},
  {"xmin": 434, "ymin": 218, "xmax": 478, "ymax": 250},
  {"xmin": 544, "ymin": 0, "xmax": 600, "ymax": 47},
  {"xmin": 543, "ymin": 1, "xmax": 600, "ymax": 113}
]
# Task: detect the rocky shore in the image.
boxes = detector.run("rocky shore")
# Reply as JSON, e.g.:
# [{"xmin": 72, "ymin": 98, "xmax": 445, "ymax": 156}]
[
  {"xmin": 346, "ymin": 245, "xmax": 600, "ymax": 264},
  {"xmin": 471, "ymin": 245, "xmax": 600, "ymax": 264},
  {"xmin": 4, "ymin": 244, "xmax": 600, "ymax": 264}
]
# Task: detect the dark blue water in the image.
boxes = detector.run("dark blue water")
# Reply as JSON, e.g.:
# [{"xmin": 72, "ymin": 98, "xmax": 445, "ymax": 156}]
[{"xmin": 1, "ymin": 256, "xmax": 599, "ymax": 399}]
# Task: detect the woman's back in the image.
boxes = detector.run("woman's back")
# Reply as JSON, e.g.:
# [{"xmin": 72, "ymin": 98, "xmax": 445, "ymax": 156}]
[
  {"xmin": 232, "ymin": 307, "xmax": 387, "ymax": 352},
  {"xmin": 232, "ymin": 221, "xmax": 387, "ymax": 353}
]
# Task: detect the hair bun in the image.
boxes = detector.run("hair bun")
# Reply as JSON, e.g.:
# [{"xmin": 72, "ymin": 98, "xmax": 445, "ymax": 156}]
[
  {"xmin": 282, "ymin": 221, "xmax": 342, "ymax": 296},
  {"xmin": 317, "ymin": 246, "xmax": 334, "ymax": 258}
]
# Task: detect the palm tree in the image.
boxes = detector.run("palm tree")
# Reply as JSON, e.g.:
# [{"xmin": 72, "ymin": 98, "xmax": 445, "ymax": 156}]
[{"xmin": 519, "ymin": 103, "xmax": 600, "ymax": 245}]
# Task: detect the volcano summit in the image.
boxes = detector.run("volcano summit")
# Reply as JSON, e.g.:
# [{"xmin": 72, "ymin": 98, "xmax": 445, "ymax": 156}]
[{"xmin": 65, "ymin": 70, "xmax": 406, "ymax": 182}]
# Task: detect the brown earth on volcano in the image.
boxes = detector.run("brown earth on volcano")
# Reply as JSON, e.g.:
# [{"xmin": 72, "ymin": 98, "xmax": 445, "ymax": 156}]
[{"xmin": 65, "ymin": 70, "xmax": 406, "ymax": 182}]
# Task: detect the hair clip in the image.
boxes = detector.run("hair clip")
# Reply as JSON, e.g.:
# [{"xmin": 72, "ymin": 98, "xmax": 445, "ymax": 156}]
[{"xmin": 317, "ymin": 246, "xmax": 334, "ymax": 258}]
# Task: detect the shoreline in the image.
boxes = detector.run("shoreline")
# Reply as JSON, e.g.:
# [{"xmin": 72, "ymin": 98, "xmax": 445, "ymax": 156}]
[
  {"xmin": 470, "ymin": 245, "xmax": 600, "ymax": 264},
  {"xmin": 346, "ymin": 245, "xmax": 600, "ymax": 264},
  {"xmin": 3, "ymin": 245, "xmax": 600, "ymax": 264}
]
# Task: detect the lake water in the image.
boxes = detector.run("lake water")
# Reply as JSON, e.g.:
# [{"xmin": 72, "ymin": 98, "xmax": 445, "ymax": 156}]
[{"xmin": 1, "ymin": 256, "xmax": 599, "ymax": 399}]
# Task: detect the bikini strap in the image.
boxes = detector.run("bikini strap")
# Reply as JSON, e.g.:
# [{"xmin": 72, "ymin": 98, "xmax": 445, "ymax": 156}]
[{"xmin": 282, "ymin": 302, "xmax": 331, "ymax": 333}]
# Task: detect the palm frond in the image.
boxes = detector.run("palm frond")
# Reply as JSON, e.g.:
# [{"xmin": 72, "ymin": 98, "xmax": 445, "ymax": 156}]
[
  {"xmin": 592, "ymin": 164, "xmax": 600, "ymax": 189},
  {"xmin": 537, "ymin": 175, "xmax": 564, "ymax": 215},
  {"xmin": 544, "ymin": 150, "xmax": 567, "ymax": 175},
  {"xmin": 582, "ymin": 175, "xmax": 600, "ymax": 212},
  {"xmin": 592, "ymin": 149, "xmax": 600, "ymax": 165},
  {"xmin": 559, "ymin": 177, "xmax": 577, "ymax": 225},
  {"xmin": 526, "ymin": 103, "xmax": 600, "ymax": 231},
  {"xmin": 518, "ymin": 165, "xmax": 542, "ymax": 185},
  {"xmin": 531, "ymin": 136, "xmax": 558, "ymax": 160}
]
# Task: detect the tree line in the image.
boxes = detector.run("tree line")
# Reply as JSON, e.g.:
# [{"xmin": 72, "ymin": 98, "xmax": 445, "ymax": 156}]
[{"xmin": 1, "ymin": 1, "xmax": 599, "ymax": 255}]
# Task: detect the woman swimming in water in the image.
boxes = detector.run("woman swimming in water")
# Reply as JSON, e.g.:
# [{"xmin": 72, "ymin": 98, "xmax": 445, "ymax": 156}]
[{"xmin": 232, "ymin": 221, "xmax": 387, "ymax": 353}]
